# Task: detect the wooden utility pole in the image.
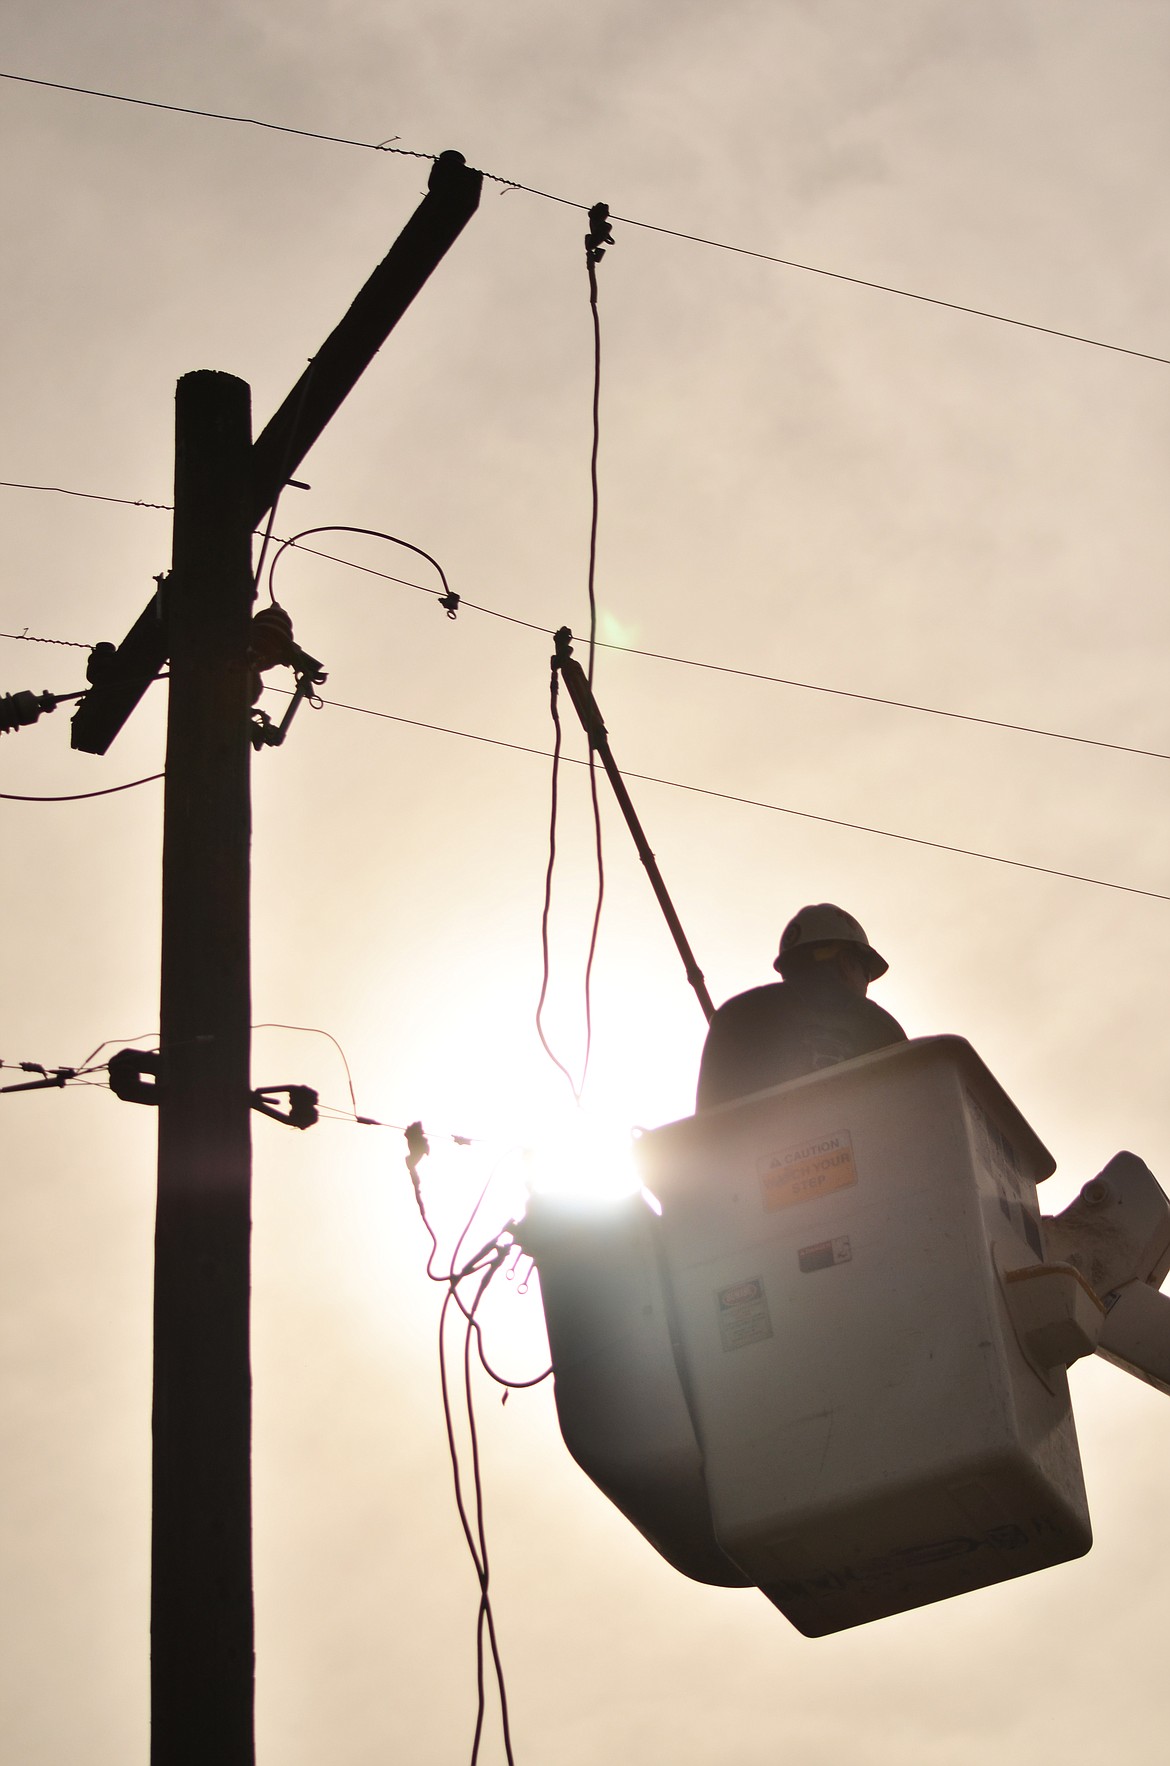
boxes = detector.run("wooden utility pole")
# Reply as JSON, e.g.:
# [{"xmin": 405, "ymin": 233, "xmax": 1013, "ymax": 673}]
[
  {"xmin": 59, "ymin": 151, "xmax": 483, "ymax": 1765},
  {"xmin": 153, "ymin": 369, "xmax": 256, "ymax": 1763}
]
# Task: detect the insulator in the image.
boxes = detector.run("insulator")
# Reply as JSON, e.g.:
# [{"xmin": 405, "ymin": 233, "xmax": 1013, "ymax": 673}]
[
  {"xmin": 248, "ymin": 605, "xmax": 297, "ymax": 672},
  {"xmin": 85, "ymin": 642, "xmax": 119, "ymax": 686},
  {"xmin": 0, "ymin": 690, "xmax": 49, "ymax": 735}
]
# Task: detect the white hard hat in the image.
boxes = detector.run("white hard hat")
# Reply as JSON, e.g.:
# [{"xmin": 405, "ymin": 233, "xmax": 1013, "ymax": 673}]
[{"xmin": 774, "ymin": 903, "xmax": 888, "ymax": 980}]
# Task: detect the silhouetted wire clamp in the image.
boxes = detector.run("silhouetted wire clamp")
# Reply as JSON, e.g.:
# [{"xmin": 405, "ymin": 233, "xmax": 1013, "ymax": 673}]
[
  {"xmin": 108, "ymin": 1048, "xmax": 163, "ymax": 1105},
  {"xmin": 404, "ymin": 1120, "xmax": 430, "ymax": 1183},
  {"xmin": 251, "ymin": 1084, "xmax": 319, "ymax": 1129},
  {"xmin": 585, "ymin": 201, "xmax": 613, "ymax": 264},
  {"xmin": 438, "ymin": 590, "xmax": 460, "ymax": 619},
  {"xmin": 1, "ymin": 1064, "xmax": 76, "ymax": 1094},
  {"xmin": 552, "ymin": 625, "xmax": 607, "ymax": 748}
]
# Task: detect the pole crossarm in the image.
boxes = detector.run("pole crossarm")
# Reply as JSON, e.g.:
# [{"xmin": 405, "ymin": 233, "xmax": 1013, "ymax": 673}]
[{"xmin": 71, "ymin": 150, "xmax": 482, "ymax": 755}]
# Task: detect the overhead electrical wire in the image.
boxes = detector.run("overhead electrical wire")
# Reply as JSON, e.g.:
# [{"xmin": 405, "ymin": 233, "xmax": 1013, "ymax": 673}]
[
  {"xmin": 577, "ymin": 206, "xmax": 612, "ymax": 1097},
  {"xmin": 0, "ymin": 71, "xmax": 436, "ymax": 161},
  {"xmin": 300, "ymin": 691, "xmax": 1169, "ymax": 903},
  {"xmin": 3, "ymin": 69, "xmax": 1168, "ymax": 370},
  {"xmin": 533, "ymin": 208, "xmax": 614, "ymax": 1104},
  {"xmin": 1, "ymin": 627, "xmax": 93, "ymax": 649},
  {"xmin": 534, "ymin": 662, "xmax": 580, "ymax": 1098},
  {"xmin": 0, "ymin": 477, "xmax": 171, "ymax": 513},
  {"xmin": 265, "ymin": 524, "xmax": 453, "ymax": 606},
  {"xmin": 405, "ymin": 1129, "xmax": 525, "ymax": 1765},
  {"xmin": 1, "ymin": 590, "xmax": 1163, "ymax": 896},
  {"xmin": 2, "ymin": 481, "xmax": 1162, "ymax": 764},
  {"xmin": 0, "ymin": 773, "xmax": 163, "ymax": 801}
]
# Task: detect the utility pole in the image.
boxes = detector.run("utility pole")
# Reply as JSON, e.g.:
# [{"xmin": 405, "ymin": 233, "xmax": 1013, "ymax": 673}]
[
  {"xmin": 153, "ymin": 369, "xmax": 256, "ymax": 1763},
  {"xmin": 63, "ymin": 151, "xmax": 483, "ymax": 1765}
]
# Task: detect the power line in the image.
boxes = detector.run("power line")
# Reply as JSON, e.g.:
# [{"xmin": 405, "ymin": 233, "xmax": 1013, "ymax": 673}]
[
  {"xmin": 6, "ymin": 476, "xmax": 1159, "ymax": 762},
  {"xmin": 597, "ymin": 641, "xmax": 1170, "ymax": 764},
  {"xmin": 0, "ymin": 477, "xmax": 171, "ymax": 512},
  {"xmin": 607, "ymin": 213, "xmax": 1170, "ymax": 370},
  {"xmin": 203, "ymin": 527, "xmax": 1170, "ymax": 763},
  {"xmin": 10, "ymin": 667, "xmax": 1154, "ymax": 893},
  {"xmin": 3, "ymin": 70, "xmax": 1167, "ymax": 370},
  {"xmin": 0, "ymin": 71, "xmax": 434, "ymax": 160},
  {"xmin": 0, "ymin": 773, "xmax": 163, "ymax": 801},
  {"xmin": 1, "ymin": 629, "xmax": 92, "ymax": 650},
  {"xmin": 1, "ymin": 489, "xmax": 1164, "ymax": 761},
  {"xmin": 303, "ymin": 692, "xmax": 1170, "ymax": 902}
]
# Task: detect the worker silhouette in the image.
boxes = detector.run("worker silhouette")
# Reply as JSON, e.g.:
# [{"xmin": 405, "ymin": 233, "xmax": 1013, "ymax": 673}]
[{"xmin": 696, "ymin": 904, "xmax": 906, "ymax": 1109}]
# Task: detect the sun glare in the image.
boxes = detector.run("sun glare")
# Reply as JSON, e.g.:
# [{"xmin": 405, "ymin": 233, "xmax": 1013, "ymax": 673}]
[{"xmin": 522, "ymin": 1104, "xmax": 645, "ymax": 1202}]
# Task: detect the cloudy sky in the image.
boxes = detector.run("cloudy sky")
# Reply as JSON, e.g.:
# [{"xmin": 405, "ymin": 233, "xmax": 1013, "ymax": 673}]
[{"xmin": 2, "ymin": 3, "xmax": 1168, "ymax": 1760}]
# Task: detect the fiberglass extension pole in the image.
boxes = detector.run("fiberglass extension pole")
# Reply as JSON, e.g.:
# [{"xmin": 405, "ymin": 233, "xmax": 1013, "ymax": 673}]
[{"xmin": 553, "ymin": 626, "xmax": 715, "ymax": 1025}]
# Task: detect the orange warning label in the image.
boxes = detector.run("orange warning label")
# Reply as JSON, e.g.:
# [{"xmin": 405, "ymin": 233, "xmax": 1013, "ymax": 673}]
[{"xmin": 757, "ymin": 1131, "xmax": 857, "ymax": 1212}]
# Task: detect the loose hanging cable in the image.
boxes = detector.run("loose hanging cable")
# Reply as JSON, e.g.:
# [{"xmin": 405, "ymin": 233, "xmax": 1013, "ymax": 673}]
[
  {"xmin": 462, "ymin": 1264, "xmax": 516, "ymax": 1766},
  {"xmin": 406, "ymin": 1123, "xmax": 517, "ymax": 1766},
  {"xmin": 535, "ymin": 657, "xmax": 581, "ymax": 1099},
  {"xmin": 265, "ymin": 523, "xmax": 454, "ymax": 608},
  {"xmin": 578, "ymin": 202, "xmax": 613, "ymax": 1098},
  {"xmin": 405, "ymin": 1126, "xmax": 551, "ymax": 1383},
  {"xmin": 533, "ymin": 210, "xmax": 614, "ymax": 1104},
  {"xmin": 583, "ymin": 201, "xmax": 611, "ymax": 687}
]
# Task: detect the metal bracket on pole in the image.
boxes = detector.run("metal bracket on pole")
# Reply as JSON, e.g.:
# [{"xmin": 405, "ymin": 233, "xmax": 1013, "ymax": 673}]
[
  {"xmin": 250, "ymin": 1085, "xmax": 319, "ymax": 1130},
  {"xmin": 108, "ymin": 1047, "xmax": 163, "ymax": 1105},
  {"xmin": 552, "ymin": 626, "xmax": 715, "ymax": 1025},
  {"xmin": 249, "ymin": 668, "xmax": 325, "ymax": 750}
]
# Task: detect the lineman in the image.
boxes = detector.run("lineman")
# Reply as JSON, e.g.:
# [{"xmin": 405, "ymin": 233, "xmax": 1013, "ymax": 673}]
[{"xmin": 696, "ymin": 903, "xmax": 906, "ymax": 1109}]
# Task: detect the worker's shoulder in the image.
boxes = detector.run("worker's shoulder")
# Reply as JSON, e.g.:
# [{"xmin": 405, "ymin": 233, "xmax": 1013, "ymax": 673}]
[
  {"xmin": 710, "ymin": 982, "xmax": 787, "ymax": 1016},
  {"xmin": 708, "ymin": 982, "xmax": 905, "ymax": 1036},
  {"xmin": 707, "ymin": 983, "xmax": 796, "ymax": 1032}
]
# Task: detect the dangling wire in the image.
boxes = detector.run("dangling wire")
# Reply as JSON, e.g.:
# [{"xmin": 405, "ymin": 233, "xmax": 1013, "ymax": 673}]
[
  {"xmin": 578, "ymin": 202, "xmax": 613, "ymax": 1101},
  {"xmin": 583, "ymin": 201, "xmax": 612, "ymax": 690},
  {"xmin": 265, "ymin": 524, "xmax": 454, "ymax": 608},
  {"xmin": 408, "ymin": 1130, "xmax": 516, "ymax": 1764},
  {"xmin": 405, "ymin": 1128, "xmax": 552, "ymax": 1388},
  {"xmin": 533, "ymin": 210, "xmax": 614, "ymax": 1106},
  {"xmin": 464, "ymin": 1263, "xmax": 516, "ymax": 1765},
  {"xmin": 535, "ymin": 658, "xmax": 580, "ymax": 1100}
]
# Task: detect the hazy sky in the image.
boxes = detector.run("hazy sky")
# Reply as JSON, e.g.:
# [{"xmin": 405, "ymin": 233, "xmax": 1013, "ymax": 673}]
[{"xmin": 2, "ymin": 4, "xmax": 1168, "ymax": 1761}]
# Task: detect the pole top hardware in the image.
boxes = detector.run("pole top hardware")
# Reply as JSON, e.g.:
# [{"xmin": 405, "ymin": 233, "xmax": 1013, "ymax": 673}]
[
  {"xmin": 70, "ymin": 159, "xmax": 482, "ymax": 757},
  {"xmin": 107, "ymin": 1049, "xmax": 318, "ymax": 1128},
  {"xmin": 248, "ymin": 605, "xmax": 327, "ymax": 751},
  {"xmin": 0, "ymin": 686, "xmax": 84, "ymax": 735},
  {"xmin": 251, "ymin": 1085, "xmax": 319, "ymax": 1130},
  {"xmin": 108, "ymin": 1047, "xmax": 163, "ymax": 1105},
  {"xmin": 0, "ymin": 1063, "xmax": 77, "ymax": 1094}
]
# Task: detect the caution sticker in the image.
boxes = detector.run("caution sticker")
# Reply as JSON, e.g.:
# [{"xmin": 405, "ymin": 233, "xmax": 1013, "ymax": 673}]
[{"xmin": 757, "ymin": 1130, "xmax": 857, "ymax": 1212}]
